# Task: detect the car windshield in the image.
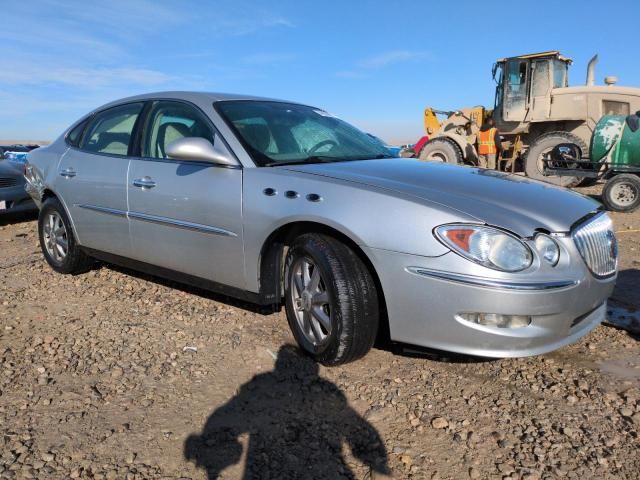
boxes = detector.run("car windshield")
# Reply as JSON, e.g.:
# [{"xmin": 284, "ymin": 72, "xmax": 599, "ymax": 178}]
[{"xmin": 215, "ymin": 101, "xmax": 394, "ymax": 166}]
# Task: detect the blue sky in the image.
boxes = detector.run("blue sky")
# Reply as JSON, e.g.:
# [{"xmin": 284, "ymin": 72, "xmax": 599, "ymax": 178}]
[{"xmin": 1, "ymin": 0, "xmax": 640, "ymax": 143}]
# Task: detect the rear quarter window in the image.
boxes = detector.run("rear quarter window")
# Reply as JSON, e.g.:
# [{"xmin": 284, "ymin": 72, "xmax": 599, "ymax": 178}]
[{"xmin": 66, "ymin": 118, "xmax": 90, "ymax": 147}]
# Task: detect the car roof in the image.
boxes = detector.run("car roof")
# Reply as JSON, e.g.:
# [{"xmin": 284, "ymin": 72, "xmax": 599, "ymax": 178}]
[{"xmin": 96, "ymin": 91, "xmax": 301, "ymax": 111}]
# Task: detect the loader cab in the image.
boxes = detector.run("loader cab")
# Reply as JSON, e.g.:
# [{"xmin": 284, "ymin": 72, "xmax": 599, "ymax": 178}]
[{"xmin": 493, "ymin": 51, "xmax": 571, "ymax": 128}]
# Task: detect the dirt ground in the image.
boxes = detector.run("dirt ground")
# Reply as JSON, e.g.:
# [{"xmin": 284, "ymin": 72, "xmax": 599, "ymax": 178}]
[{"xmin": 0, "ymin": 183, "xmax": 639, "ymax": 480}]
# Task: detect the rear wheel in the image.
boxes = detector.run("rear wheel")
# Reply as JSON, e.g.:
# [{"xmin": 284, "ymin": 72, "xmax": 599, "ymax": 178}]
[
  {"xmin": 602, "ymin": 174, "xmax": 640, "ymax": 212},
  {"xmin": 418, "ymin": 138, "xmax": 463, "ymax": 164},
  {"xmin": 38, "ymin": 198, "xmax": 93, "ymax": 274},
  {"xmin": 524, "ymin": 132, "xmax": 587, "ymax": 187},
  {"xmin": 284, "ymin": 234, "xmax": 379, "ymax": 365}
]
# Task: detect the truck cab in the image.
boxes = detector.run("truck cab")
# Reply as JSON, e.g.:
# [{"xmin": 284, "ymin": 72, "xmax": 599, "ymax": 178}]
[{"xmin": 493, "ymin": 51, "xmax": 572, "ymax": 133}]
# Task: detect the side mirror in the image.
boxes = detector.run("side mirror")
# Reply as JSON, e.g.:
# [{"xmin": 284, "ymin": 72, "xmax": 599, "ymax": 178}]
[{"xmin": 165, "ymin": 137, "xmax": 238, "ymax": 167}]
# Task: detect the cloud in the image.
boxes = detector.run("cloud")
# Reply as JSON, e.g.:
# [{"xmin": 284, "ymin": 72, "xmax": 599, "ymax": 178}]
[
  {"xmin": 337, "ymin": 50, "xmax": 431, "ymax": 79},
  {"xmin": 335, "ymin": 71, "xmax": 366, "ymax": 79},
  {"xmin": 0, "ymin": 63, "xmax": 176, "ymax": 89},
  {"xmin": 357, "ymin": 50, "xmax": 432, "ymax": 69},
  {"xmin": 242, "ymin": 52, "xmax": 297, "ymax": 65},
  {"xmin": 214, "ymin": 16, "xmax": 295, "ymax": 36}
]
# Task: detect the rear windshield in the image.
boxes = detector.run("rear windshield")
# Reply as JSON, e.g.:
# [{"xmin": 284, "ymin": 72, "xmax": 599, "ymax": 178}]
[{"xmin": 215, "ymin": 101, "xmax": 392, "ymax": 166}]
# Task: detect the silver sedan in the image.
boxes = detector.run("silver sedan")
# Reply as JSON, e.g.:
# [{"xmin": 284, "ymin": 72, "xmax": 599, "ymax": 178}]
[{"xmin": 24, "ymin": 92, "xmax": 617, "ymax": 365}]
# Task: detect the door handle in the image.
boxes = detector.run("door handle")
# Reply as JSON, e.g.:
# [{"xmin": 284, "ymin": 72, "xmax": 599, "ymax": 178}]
[
  {"xmin": 132, "ymin": 177, "xmax": 156, "ymax": 189},
  {"xmin": 59, "ymin": 168, "xmax": 76, "ymax": 178}
]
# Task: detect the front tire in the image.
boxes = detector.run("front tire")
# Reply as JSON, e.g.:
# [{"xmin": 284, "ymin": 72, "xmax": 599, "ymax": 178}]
[
  {"xmin": 524, "ymin": 132, "xmax": 587, "ymax": 187},
  {"xmin": 284, "ymin": 234, "xmax": 379, "ymax": 365},
  {"xmin": 38, "ymin": 198, "xmax": 93, "ymax": 274},
  {"xmin": 602, "ymin": 174, "xmax": 640, "ymax": 212},
  {"xmin": 418, "ymin": 138, "xmax": 463, "ymax": 164}
]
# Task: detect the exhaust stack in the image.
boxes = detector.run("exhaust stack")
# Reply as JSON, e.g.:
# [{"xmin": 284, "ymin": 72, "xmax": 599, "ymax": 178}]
[{"xmin": 586, "ymin": 54, "xmax": 598, "ymax": 86}]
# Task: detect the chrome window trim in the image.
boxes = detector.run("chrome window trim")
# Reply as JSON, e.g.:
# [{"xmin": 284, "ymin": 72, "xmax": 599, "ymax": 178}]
[
  {"xmin": 406, "ymin": 267, "xmax": 579, "ymax": 291},
  {"xmin": 76, "ymin": 204, "xmax": 237, "ymax": 237}
]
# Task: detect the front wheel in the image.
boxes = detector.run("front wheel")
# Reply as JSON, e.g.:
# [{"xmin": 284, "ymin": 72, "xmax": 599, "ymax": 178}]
[
  {"xmin": 284, "ymin": 234, "xmax": 380, "ymax": 365},
  {"xmin": 602, "ymin": 174, "xmax": 640, "ymax": 212},
  {"xmin": 418, "ymin": 138, "xmax": 463, "ymax": 164}
]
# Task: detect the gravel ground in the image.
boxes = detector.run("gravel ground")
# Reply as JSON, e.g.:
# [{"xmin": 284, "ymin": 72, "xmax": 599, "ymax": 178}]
[{"xmin": 0, "ymin": 183, "xmax": 639, "ymax": 480}]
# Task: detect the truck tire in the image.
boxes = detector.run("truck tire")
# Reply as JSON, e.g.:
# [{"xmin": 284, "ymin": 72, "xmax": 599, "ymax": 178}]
[
  {"xmin": 418, "ymin": 138, "xmax": 463, "ymax": 165},
  {"xmin": 284, "ymin": 234, "xmax": 379, "ymax": 366},
  {"xmin": 524, "ymin": 132, "xmax": 588, "ymax": 188},
  {"xmin": 602, "ymin": 174, "xmax": 640, "ymax": 212}
]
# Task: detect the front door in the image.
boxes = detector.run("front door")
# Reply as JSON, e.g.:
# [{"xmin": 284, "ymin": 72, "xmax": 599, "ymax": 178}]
[
  {"xmin": 529, "ymin": 60, "xmax": 552, "ymax": 121},
  {"xmin": 503, "ymin": 59, "xmax": 530, "ymax": 123},
  {"xmin": 55, "ymin": 102, "xmax": 144, "ymax": 256},
  {"xmin": 127, "ymin": 100, "xmax": 245, "ymax": 289}
]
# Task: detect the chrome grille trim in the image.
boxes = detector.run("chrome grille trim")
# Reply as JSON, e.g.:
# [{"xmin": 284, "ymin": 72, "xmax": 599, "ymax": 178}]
[{"xmin": 572, "ymin": 212, "xmax": 618, "ymax": 278}]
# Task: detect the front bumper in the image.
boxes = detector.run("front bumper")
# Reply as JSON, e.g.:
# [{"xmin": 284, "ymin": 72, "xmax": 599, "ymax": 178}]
[
  {"xmin": 364, "ymin": 247, "xmax": 615, "ymax": 358},
  {"xmin": 0, "ymin": 184, "xmax": 37, "ymax": 214}
]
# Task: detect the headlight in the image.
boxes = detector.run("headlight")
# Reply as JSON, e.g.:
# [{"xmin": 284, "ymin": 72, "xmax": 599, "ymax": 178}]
[
  {"xmin": 534, "ymin": 234, "xmax": 560, "ymax": 266},
  {"xmin": 435, "ymin": 224, "xmax": 533, "ymax": 272}
]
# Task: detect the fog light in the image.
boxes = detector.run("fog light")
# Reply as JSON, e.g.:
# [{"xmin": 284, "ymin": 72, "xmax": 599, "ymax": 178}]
[{"xmin": 458, "ymin": 312, "xmax": 531, "ymax": 328}]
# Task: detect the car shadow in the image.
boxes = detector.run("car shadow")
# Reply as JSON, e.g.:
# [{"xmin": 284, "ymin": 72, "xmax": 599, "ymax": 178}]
[
  {"xmin": 379, "ymin": 341, "xmax": 498, "ymax": 364},
  {"xmin": 183, "ymin": 345, "xmax": 391, "ymax": 479},
  {"xmin": 96, "ymin": 262, "xmax": 276, "ymax": 315},
  {"xmin": 94, "ymin": 261, "xmax": 503, "ymax": 361},
  {"xmin": 609, "ymin": 269, "xmax": 640, "ymax": 342},
  {"xmin": 0, "ymin": 210, "xmax": 37, "ymax": 226}
]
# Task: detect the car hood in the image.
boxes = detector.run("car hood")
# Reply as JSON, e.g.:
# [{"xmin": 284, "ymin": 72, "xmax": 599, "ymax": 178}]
[
  {"xmin": 282, "ymin": 159, "xmax": 600, "ymax": 236},
  {"xmin": 0, "ymin": 159, "xmax": 25, "ymax": 176}
]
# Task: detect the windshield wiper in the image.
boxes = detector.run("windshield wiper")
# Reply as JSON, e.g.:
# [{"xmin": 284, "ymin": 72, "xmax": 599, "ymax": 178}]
[
  {"xmin": 264, "ymin": 153, "xmax": 393, "ymax": 167},
  {"xmin": 264, "ymin": 156, "xmax": 340, "ymax": 167}
]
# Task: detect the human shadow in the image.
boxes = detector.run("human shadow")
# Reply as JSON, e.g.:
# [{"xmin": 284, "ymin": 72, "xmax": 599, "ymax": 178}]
[{"xmin": 184, "ymin": 345, "xmax": 390, "ymax": 479}]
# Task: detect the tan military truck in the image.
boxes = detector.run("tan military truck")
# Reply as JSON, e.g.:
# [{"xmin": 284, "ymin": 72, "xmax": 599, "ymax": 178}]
[{"xmin": 418, "ymin": 51, "xmax": 640, "ymax": 186}]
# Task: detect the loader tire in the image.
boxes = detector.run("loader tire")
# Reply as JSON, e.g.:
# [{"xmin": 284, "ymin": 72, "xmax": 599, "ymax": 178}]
[
  {"xmin": 418, "ymin": 138, "xmax": 463, "ymax": 165},
  {"xmin": 524, "ymin": 131, "xmax": 588, "ymax": 188}
]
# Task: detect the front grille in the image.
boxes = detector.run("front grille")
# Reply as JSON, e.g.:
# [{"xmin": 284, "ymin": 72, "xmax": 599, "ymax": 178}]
[
  {"xmin": 0, "ymin": 177, "xmax": 18, "ymax": 188},
  {"xmin": 572, "ymin": 213, "xmax": 618, "ymax": 278}
]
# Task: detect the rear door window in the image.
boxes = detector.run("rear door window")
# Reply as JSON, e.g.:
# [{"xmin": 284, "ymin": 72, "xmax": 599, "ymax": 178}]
[{"xmin": 81, "ymin": 103, "xmax": 144, "ymax": 156}]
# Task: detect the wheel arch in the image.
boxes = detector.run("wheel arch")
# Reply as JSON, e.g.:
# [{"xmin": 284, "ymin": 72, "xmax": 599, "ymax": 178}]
[
  {"xmin": 39, "ymin": 187, "xmax": 81, "ymax": 243},
  {"xmin": 257, "ymin": 220, "xmax": 390, "ymax": 340}
]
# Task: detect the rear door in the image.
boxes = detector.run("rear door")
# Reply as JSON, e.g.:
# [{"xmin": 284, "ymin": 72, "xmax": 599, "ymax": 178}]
[
  {"xmin": 529, "ymin": 60, "xmax": 552, "ymax": 121},
  {"xmin": 55, "ymin": 102, "xmax": 144, "ymax": 256},
  {"xmin": 127, "ymin": 100, "xmax": 245, "ymax": 288}
]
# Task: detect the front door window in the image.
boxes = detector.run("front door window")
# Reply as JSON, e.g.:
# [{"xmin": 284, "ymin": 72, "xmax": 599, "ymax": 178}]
[
  {"xmin": 143, "ymin": 101, "xmax": 214, "ymax": 159},
  {"xmin": 504, "ymin": 60, "xmax": 529, "ymax": 122}
]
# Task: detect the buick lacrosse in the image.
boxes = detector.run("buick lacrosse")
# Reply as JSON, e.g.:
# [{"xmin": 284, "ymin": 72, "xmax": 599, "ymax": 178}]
[{"xmin": 25, "ymin": 92, "xmax": 617, "ymax": 365}]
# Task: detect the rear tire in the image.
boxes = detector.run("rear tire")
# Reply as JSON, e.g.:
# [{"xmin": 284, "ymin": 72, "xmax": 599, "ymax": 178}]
[
  {"xmin": 524, "ymin": 132, "xmax": 587, "ymax": 187},
  {"xmin": 602, "ymin": 174, "xmax": 640, "ymax": 212},
  {"xmin": 418, "ymin": 138, "xmax": 463, "ymax": 164},
  {"xmin": 38, "ymin": 198, "xmax": 93, "ymax": 274},
  {"xmin": 283, "ymin": 234, "xmax": 379, "ymax": 365}
]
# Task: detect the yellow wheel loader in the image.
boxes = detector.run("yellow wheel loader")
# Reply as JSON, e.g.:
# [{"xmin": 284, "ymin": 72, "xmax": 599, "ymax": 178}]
[{"xmin": 418, "ymin": 51, "xmax": 640, "ymax": 187}]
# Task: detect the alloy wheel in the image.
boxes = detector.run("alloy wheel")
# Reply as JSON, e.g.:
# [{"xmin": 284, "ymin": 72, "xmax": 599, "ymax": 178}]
[
  {"xmin": 290, "ymin": 257, "xmax": 332, "ymax": 346},
  {"xmin": 42, "ymin": 212, "xmax": 68, "ymax": 262}
]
